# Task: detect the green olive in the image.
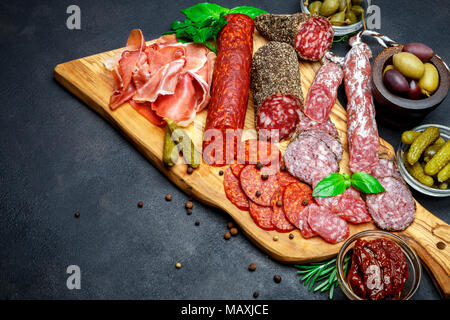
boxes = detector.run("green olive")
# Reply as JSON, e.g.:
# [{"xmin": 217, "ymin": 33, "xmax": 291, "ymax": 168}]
[
  {"xmin": 393, "ymin": 52, "xmax": 425, "ymax": 80},
  {"xmin": 351, "ymin": 0, "xmax": 362, "ymax": 5},
  {"xmin": 320, "ymin": 0, "xmax": 340, "ymax": 17},
  {"xmin": 308, "ymin": 1, "xmax": 323, "ymax": 15},
  {"xmin": 351, "ymin": 5, "xmax": 364, "ymax": 17},
  {"xmin": 338, "ymin": 0, "xmax": 347, "ymax": 12},
  {"xmin": 418, "ymin": 63, "xmax": 439, "ymax": 96},
  {"xmin": 329, "ymin": 10, "xmax": 347, "ymax": 25},
  {"xmin": 346, "ymin": 10, "xmax": 357, "ymax": 24}
]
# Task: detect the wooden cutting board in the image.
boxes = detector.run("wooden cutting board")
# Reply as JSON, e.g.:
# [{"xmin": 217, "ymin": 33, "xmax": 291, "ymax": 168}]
[{"xmin": 54, "ymin": 31, "xmax": 450, "ymax": 298}]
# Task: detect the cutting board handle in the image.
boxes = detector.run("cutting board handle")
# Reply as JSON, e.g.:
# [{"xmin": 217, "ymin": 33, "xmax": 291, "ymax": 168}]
[{"xmin": 399, "ymin": 202, "xmax": 450, "ymax": 299}]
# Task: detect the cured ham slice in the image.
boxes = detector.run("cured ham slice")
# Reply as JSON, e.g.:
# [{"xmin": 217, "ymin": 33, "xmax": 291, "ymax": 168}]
[{"xmin": 106, "ymin": 30, "xmax": 216, "ymax": 127}]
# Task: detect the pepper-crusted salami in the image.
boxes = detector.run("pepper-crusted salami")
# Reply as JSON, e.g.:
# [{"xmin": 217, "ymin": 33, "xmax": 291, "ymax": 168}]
[
  {"xmin": 284, "ymin": 134, "xmax": 339, "ymax": 185},
  {"xmin": 203, "ymin": 14, "xmax": 254, "ymax": 166},
  {"xmin": 304, "ymin": 62, "xmax": 344, "ymax": 123},
  {"xmin": 365, "ymin": 177, "xmax": 415, "ymax": 231},
  {"xmin": 271, "ymin": 188, "xmax": 295, "ymax": 233},
  {"xmin": 343, "ymin": 37, "xmax": 380, "ymax": 173},
  {"xmin": 254, "ymin": 13, "xmax": 333, "ymax": 61},
  {"xmin": 223, "ymin": 167, "xmax": 249, "ymax": 211},
  {"xmin": 251, "ymin": 42, "xmax": 303, "ymax": 141},
  {"xmin": 307, "ymin": 204, "xmax": 350, "ymax": 244},
  {"xmin": 240, "ymin": 165, "xmax": 280, "ymax": 207}
]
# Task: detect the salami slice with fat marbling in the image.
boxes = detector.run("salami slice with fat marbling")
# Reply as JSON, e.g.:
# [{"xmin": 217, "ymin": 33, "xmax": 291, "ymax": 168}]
[
  {"xmin": 249, "ymin": 200, "xmax": 274, "ymax": 231},
  {"xmin": 271, "ymin": 188, "xmax": 295, "ymax": 232},
  {"xmin": 223, "ymin": 167, "xmax": 249, "ymax": 211},
  {"xmin": 298, "ymin": 129, "xmax": 343, "ymax": 162},
  {"xmin": 297, "ymin": 113, "xmax": 339, "ymax": 137},
  {"xmin": 240, "ymin": 165, "xmax": 280, "ymax": 207},
  {"xmin": 307, "ymin": 204, "xmax": 350, "ymax": 244}
]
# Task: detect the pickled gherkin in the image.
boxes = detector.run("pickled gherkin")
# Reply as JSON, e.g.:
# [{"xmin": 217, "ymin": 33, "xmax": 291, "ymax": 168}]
[
  {"xmin": 434, "ymin": 137, "xmax": 446, "ymax": 147},
  {"xmin": 439, "ymin": 182, "xmax": 448, "ymax": 190},
  {"xmin": 424, "ymin": 140, "xmax": 450, "ymax": 176},
  {"xmin": 163, "ymin": 126, "xmax": 178, "ymax": 167},
  {"xmin": 401, "ymin": 130, "xmax": 421, "ymax": 145},
  {"xmin": 406, "ymin": 126, "xmax": 440, "ymax": 165},
  {"xmin": 436, "ymin": 161, "xmax": 450, "ymax": 182},
  {"xmin": 405, "ymin": 161, "xmax": 434, "ymax": 187}
]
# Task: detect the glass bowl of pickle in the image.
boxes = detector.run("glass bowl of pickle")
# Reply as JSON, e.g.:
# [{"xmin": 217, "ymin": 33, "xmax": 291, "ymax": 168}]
[
  {"xmin": 300, "ymin": 0, "xmax": 371, "ymax": 36},
  {"xmin": 397, "ymin": 124, "xmax": 450, "ymax": 197}
]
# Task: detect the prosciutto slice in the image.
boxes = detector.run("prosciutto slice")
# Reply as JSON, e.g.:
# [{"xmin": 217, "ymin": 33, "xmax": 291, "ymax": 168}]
[{"xmin": 106, "ymin": 30, "xmax": 216, "ymax": 127}]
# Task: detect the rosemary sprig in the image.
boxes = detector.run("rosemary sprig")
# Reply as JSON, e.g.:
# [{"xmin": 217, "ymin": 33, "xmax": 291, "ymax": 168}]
[{"xmin": 294, "ymin": 255, "xmax": 351, "ymax": 299}]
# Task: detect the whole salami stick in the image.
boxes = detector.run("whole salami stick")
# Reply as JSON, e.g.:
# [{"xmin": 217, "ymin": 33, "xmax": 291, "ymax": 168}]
[
  {"xmin": 251, "ymin": 41, "xmax": 304, "ymax": 141},
  {"xmin": 254, "ymin": 13, "xmax": 334, "ymax": 62},
  {"xmin": 303, "ymin": 62, "xmax": 344, "ymax": 124},
  {"xmin": 202, "ymin": 14, "xmax": 254, "ymax": 166},
  {"xmin": 343, "ymin": 36, "xmax": 380, "ymax": 173}
]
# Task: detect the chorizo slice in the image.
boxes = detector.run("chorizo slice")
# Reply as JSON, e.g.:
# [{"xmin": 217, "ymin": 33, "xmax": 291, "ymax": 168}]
[
  {"xmin": 223, "ymin": 166, "xmax": 249, "ymax": 211},
  {"xmin": 240, "ymin": 165, "xmax": 280, "ymax": 207},
  {"xmin": 271, "ymin": 188, "xmax": 295, "ymax": 233},
  {"xmin": 249, "ymin": 200, "xmax": 274, "ymax": 231}
]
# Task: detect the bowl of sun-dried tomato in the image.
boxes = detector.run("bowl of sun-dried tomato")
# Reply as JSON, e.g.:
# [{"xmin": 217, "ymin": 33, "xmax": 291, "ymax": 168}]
[{"xmin": 336, "ymin": 230, "xmax": 422, "ymax": 300}]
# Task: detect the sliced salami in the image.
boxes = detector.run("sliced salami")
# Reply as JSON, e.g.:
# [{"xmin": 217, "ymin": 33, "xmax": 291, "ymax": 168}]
[
  {"xmin": 290, "ymin": 204, "xmax": 318, "ymax": 238},
  {"xmin": 240, "ymin": 165, "xmax": 280, "ymax": 207},
  {"xmin": 365, "ymin": 177, "xmax": 416, "ymax": 231},
  {"xmin": 284, "ymin": 135, "xmax": 339, "ymax": 185},
  {"xmin": 307, "ymin": 204, "xmax": 350, "ymax": 244},
  {"xmin": 271, "ymin": 188, "xmax": 295, "ymax": 233},
  {"xmin": 236, "ymin": 139, "xmax": 281, "ymax": 167},
  {"xmin": 314, "ymin": 187, "xmax": 371, "ymax": 224},
  {"xmin": 282, "ymin": 182, "xmax": 315, "ymax": 237},
  {"xmin": 249, "ymin": 201, "xmax": 274, "ymax": 231},
  {"xmin": 304, "ymin": 62, "xmax": 344, "ymax": 123},
  {"xmin": 277, "ymin": 170, "xmax": 300, "ymax": 188},
  {"xmin": 230, "ymin": 163, "xmax": 245, "ymax": 177},
  {"xmin": 370, "ymin": 158, "xmax": 402, "ymax": 181},
  {"xmin": 223, "ymin": 167, "xmax": 249, "ymax": 211},
  {"xmin": 298, "ymin": 129, "xmax": 343, "ymax": 162},
  {"xmin": 256, "ymin": 94, "xmax": 301, "ymax": 141},
  {"xmin": 297, "ymin": 113, "xmax": 339, "ymax": 137}
]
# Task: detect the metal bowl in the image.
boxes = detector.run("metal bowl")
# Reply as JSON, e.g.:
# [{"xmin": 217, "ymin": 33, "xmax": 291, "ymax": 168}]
[
  {"xmin": 300, "ymin": 0, "xmax": 371, "ymax": 36},
  {"xmin": 336, "ymin": 230, "xmax": 422, "ymax": 300},
  {"xmin": 397, "ymin": 124, "xmax": 450, "ymax": 197}
]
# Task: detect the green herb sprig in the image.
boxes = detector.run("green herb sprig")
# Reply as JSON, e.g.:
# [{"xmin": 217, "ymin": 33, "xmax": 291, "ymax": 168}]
[
  {"xmin": 294, "ymin": 255, "xmax": 351, "ymax": 299},
  {"xmin": 313, "ymin": 172, "xmax": 385, "ymax": 197},
  {"xmin": 164, "ymin": 2, "xmax": 268, "ymax": 53}
]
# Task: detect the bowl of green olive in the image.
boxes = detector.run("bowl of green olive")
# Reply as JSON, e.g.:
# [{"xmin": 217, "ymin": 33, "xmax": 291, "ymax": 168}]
[
  {"xmin": 300, "ymin": 0, "xmax": 370, "ymax": 36},
  {"xmin": 397, "ymin": 124, "xmax": 450, "ymax": 197}
]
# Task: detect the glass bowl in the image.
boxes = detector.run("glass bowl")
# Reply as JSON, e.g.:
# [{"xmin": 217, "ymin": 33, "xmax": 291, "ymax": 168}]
[
  {"xmin": 336, "ymin": 230, "xmax": 422, "ymax": 300},
  {"xmin": 397, "ymin": 124, "xmax": 450, "ymax": 197},
  {"xmin": 300, "ymin": 0, "xmax": 372, "ymax": 36}
]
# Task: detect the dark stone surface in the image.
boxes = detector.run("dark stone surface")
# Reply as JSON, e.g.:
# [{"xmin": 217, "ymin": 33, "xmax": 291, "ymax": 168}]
[{"xmin": 0, "ymin": 0, "xmax": 448, "ymax": 300}]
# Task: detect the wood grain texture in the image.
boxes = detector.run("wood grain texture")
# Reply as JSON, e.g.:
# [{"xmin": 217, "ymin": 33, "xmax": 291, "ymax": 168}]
[{"xmin": 54, "ymin": 31, "xmax": 449, "ymax": 297}]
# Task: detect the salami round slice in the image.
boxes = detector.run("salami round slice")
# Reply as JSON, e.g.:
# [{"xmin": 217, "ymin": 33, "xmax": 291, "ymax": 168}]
[
  {"xmin": 365, "ymin": 177, "xmax": 415, "ymax": 231},
  {"xmin": 256, "ymin": 94, "xmax": 301, "ymax": 141},
  {"xmin": 230, "ymin": 163, "xmax": 245, "ymax": 177},
  {"xmin": 298, "ymin": 129, "xmax": 343, "ymax": 162},
  {"xmin": 304, "ymin": 62, "xmax": 344, "ymax": 123},
  {"xmin": 249, "ymin": 200, "xmax": 274, "ymax": 231},
  {"xmin": 277, "ymin": 170, "xmax": 299, "ymax": 188},
  {"xmin": 307, "ymin": 204, "xmax": 350, "ymax": 244},
  {"xmin": 271, "ymin": 188, "xmax": 295, "ymax": 232},
  {"xmin": 295, "ymin": 16, "xmax": 334, "ymax": 62},
  {"xmin": 240, "ymin": 165, "xmax": 280, "ymax": 207},
  {"xmin": 297, "ymin": 113, "xmax": 339, "ymax": 137},
  {"xmin": 223, "ymin": 167, "xmax": 249, "ymax": 211},
  {"xmin": 284, "ymin": 135, "xmax": 339, "ymax": 185},
  {"xmin": 282, "ymin": 182, "xmax": 315, "ymax": 236},
  {"xmin": 289, "ymin": 204, "xmax": 318, "ymax": 239},
  {"xmin": 370, "ymin": 158, "xmax": 402, "ymax": 181}
]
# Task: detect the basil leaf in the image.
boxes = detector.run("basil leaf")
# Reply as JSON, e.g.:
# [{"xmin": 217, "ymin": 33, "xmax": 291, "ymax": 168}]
[
  {"xmin": 193, "ymin": 27, "xmax": 213, "ymax": 43},
  {"xmin": 229, "ymin": 6, "xmax": 268, "ymax": 19},
  {"xmin": 181, "ymin": 3, "xmax": 229, "ymax": 22},
  {"xmin": 313, "ymin": 173, "xmax": 348, "ymax": 197},
  {"xmin": 351, "ymin": 172, "xmax": 385, "ymax": 194}
]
